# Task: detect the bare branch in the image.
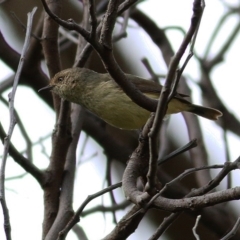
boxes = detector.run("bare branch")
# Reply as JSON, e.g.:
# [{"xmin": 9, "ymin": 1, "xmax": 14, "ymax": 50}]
[
  {"xmin": 40, "ymin": 0, "xmax": 91, "ymax": 42},
  {"xmin": 221, "ymin": 217, "xmax": 240, "ymax": 240},
  {"xmin": 113, "ymin": 9, "xmax": 130, "ymax": 42},
  {"xmin": 118, "ymin": 0, "xmax": 139, "ymax": 15},
  {"xmin": 82, "ymin": 200, "xmax": 130, "ymax": 217},
  {"xmin": 0, "ymin": 7, "xmax": 37, "ymax": 240},
  {"xmin": 146, "ymin": 0, "xmax": 204, "ymax": 196},
  {"xmin": 57, "ymin": 182, "xmax": 122, "ymax": 240},
  {"xmin": 0, "ymin": 122, "xmax": 43, "ymax": 186},
  {"xmin": 192, "ymin": 215, "xmax": 201, "ymax": 240}
]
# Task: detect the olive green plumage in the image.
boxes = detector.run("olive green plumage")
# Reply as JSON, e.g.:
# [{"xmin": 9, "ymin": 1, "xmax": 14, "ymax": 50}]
[{"xmin": 40, "ymin": 68, "xmax": 222, "ymax": 130}]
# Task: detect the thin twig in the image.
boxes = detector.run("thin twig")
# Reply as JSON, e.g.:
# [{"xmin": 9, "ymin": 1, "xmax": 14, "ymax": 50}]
[
  {"xmin": 223, "ymin": 123, "xmax": 231, "ymax": 189},
  {"xmin": 82, "ymin": 200, "xmax": 130, "ymax": 217},
  {"xmin": 221, "ymin": 217, "xmax": 240, "ymax": 240},
  {"xmin": 113, "ymin": 9, "xmax": 130, "ymax": 41},
  {"xmin": 206, "ymin": 19, "xmax": 240, "ymax": 69},
  {"xmin": 0, "ymin": 7, "xmax": 37, "ymax": 240},
  {"xmin": 118, "ymin": 0, "xmax": 139, "ymax": 15},
  {"xmin": 167, "ymin": 0, "xmax": 204, "ymax": 102},
  {"xmin": 203, "ymin": 7, "xmax": 239, "ymax": 59},
  {"xmin": 58, "ymin": 27, "xmax": 79, "ymax": 44},
  {"xmin": 148, "ymin": 212, "xmax": 181, "ymax": 240},
  {"xmin": 10, "ymin": 11, "xmax": 41, "ymax": 40},
  {"xmin": 105, "ymin": 157, "xmax": 118, "ymax": 223},
  {"xmin": 0, "ymin": 75, "xmax": 15, "ymax": 94},
  {"xmin": 0, "ymin": 122, "xmax": 44, "ymax": 186},
  {"xmin": 157, "ymin": 139, "xmax": 198, "ymax": 165},
  {"xmin": 0, "ymin": 96, "xmax": 33, "ymax": 161},
  {"xmin": 192, "ymin": 215, "xmax": 201, "ymax": 240},
  {"xmin": 141, "ymin": 58, "xmax": 162, "ymax": 83},
  {"xmin": 163, "ymin": 26, "xmax": 186, "ymax": 36},
  {"xmin": 57, "ymin": 182, "xmax": 122, "ymax": 240}
]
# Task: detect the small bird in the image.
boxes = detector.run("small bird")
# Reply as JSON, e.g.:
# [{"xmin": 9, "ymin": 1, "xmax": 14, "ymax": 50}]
[{"xmin": 39, "ymin": 68, "xmax": 222, "ymax": 130}]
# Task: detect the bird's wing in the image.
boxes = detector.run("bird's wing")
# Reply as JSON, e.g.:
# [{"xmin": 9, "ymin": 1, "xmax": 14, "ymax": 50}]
[
  {"xmin": 126, "ymin": 74, "xmax": 190, "ymax": 100},
  {"xmin": 127, "ymin": 75, "xmax": 162, "ymax": 93},
  {"xmin": 109, "ymin": 73, "xmax": 190, "ymax": 103}
]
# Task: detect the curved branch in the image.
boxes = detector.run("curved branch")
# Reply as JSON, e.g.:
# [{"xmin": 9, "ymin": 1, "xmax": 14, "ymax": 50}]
[{"xmin": 0, "ymin": 122, "xmax": 44, "ymax": 186}]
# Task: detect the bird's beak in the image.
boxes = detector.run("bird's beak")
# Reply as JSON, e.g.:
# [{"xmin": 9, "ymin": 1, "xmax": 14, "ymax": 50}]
[{"xmin": 38, "ymin": 85, "xmax": 55, "ymax": 92}]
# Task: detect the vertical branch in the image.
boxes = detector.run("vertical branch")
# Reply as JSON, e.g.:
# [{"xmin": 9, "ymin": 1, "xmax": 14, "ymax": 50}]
[
  {"xmin": 41, "ymin": 0, "xmax": 62, "ymax": 114},
  {"xmin": 146, "ymin": 0, "xmax": 204, "ymax": 194},
  {"xmin": 0, "ymin": 7, "xmax": 37, "ymax": 240},
  {"xmin": 45, "ymin": 2, "xmax": 94, "ymax": 239},
  {"xmin": 41, "ymin": 0, "xmax": 72, "ymax": 238},
  {"xmin": 182, "ymin": 109, "xmax": 212, "ymax": 186},
  {"xmin": 89, "ymin": 0, "xmax": 98, "ymax": 38},
  {"xmin": 99, "ymin": 0, "xmax": 120, "ymax": 49},
  {"xmin": 118, "ymin": 0, "xmax": 139, "ymax": 14},
  {"xmin": 74, "ymin": 0, "xmax": 92, "ymax": 65},
  {"xmin": 44, "ymin": 105, "xmax": 83, "ymax": 240},
  {"xmin": 223, "ymin": 124, "xmax": 231, "ymax": 189}
]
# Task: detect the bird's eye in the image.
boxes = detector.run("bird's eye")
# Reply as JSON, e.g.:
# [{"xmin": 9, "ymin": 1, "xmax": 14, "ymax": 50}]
[{"xmin": 58, "ymin": 77, "xmax": 64, "ymax": 82}]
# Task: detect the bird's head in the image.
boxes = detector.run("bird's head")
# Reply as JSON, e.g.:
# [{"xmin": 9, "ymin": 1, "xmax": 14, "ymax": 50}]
[{"xmin": 38, "ymin": 68, "xmax": 80, "ymax": 97}]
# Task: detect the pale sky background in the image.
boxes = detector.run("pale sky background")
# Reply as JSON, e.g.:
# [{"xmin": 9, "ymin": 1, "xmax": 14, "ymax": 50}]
[{"xmin": 1, "ymin": 0, "xmax": 240, "ymax": 239}]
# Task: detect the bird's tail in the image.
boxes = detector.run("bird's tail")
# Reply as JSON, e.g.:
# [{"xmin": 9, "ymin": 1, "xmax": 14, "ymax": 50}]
[{"xmin": 187, "ymin": 104, "xmax": 222, "ymax": 120}]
